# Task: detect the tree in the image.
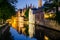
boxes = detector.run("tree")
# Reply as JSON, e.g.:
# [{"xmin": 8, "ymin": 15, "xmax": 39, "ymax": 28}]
[
  {"xmin": 44, "ymin": 0, "xmax": 60, "ymax": 23},
  {"xmin": 25, "ymin": 8, "xmax": 29, "ymax": 19},
  {"xmin": 0, "ymin": 0, "xmax": 17, "ymax": 22}
]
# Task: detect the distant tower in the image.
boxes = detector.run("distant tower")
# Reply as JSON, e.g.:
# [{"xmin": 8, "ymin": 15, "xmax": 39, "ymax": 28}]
[
  {"xmin": 38, "ymin": 0, "xmax": 42, "ymax": 7},
  {"xmin": 30, "ymin": 4, "xmax": 32, "ymax": 8},
  {"xmin": 26, "ymin": 4, "xmax": 28, "ymax": 9}
]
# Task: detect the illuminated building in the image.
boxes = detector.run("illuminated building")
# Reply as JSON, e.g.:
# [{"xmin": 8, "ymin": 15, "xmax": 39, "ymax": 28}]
[
  {"xmin": 17, "ymin": 9, "xmax": 25, "ymax": 33},
  {"xmin": 29, "ymin": 8, "xmax": 35, "ymax": 38}
]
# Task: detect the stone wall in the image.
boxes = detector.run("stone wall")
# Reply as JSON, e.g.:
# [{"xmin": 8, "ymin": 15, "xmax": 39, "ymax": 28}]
[
  {"xmin": 44, "ymin": 20, "xmax": 60, "ymax": 30},
  {"xmin": 38, "ymin": 19, "xmax": 60, "ymax": 31}
]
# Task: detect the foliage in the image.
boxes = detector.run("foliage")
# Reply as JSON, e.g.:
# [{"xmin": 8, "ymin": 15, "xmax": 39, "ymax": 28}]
[
  {"xmin": 0, "ymin": 0, "xmax": 17, "ymax": 21},
  {"xmin": 25, "ymin": 8, "xmax": 29, "ymax": 19},
  {"xmin": 43, "ymin": 0, "xmax": 60, "ymax": 24},
  {"xmin": 25, "ymin": 25, "xmax": 29, "ymax": 36}
]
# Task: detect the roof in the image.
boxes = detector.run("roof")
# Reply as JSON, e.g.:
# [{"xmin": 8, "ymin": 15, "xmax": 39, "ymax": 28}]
[{"xmin": 31, "ymin": 8, "xmax": 38, "ymax": 10}]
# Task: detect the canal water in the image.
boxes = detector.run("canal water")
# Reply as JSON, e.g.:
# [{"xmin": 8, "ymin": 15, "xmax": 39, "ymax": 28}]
[{"xmin": 10, "ymin": 27, "xmax": 37, "ymax": 40}]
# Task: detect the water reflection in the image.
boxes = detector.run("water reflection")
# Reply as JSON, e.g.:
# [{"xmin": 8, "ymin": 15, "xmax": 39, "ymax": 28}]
[{"xmin": 10, "ymin": 27, "xmax": 37, "ymax": 40}]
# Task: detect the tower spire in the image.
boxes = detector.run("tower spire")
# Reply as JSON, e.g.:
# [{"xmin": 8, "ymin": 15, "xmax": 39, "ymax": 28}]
[
  {"xmin": 26, "ymin": 4, "xmax": 27, "ymax": 9},
  {"xmin": 38, "ymin": 0, "xmax": 42, "ymax": 7}
]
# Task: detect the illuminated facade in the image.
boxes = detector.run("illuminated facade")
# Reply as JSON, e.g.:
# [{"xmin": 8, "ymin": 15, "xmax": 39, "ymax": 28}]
[
  {"xmin": 17, "ymin": 9, "xmax": 25, "ymax": 33},
  {"xmin": 29, "ymin": 8, "xmax": 35, "ymax": 38},
  {"xmin": 10, "ymin": 9, "xmax": 25, "ymax": 32},
  {"xmin": 11, "ymin": 16, "xmax": 18, "ymax": 30},
  {"xmin": 44, "ymin": 13, "xmax": 55, "ymax": 19}
]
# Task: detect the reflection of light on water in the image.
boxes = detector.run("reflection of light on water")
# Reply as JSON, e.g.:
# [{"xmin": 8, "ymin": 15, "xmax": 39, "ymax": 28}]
[
  {"xmin": 44, "ymin": 35, "xmax": 49, "ymax": 40},
  {"xmin": 44, "ymin": 35, "xmax": 51, "ymax": 40},
  {"xmin": 12, "ymin": 17, "xmax": 17, "ymax": 29},
  {"xmin": 10, "ymin": 27, "xmax": 37, "ymax": 40}
]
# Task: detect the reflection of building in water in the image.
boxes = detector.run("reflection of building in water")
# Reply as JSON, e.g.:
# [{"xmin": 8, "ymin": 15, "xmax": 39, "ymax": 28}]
[
  {"xmin": 29, "ymin": 8, "xmax": 35, "ymax": 38},
  {"xmin": 10, "ymin": 0, "xmax": 44, "ymax": 37},
  {"xmin": 11, "ymin": 16, "xmax": 18, "ymax": 30},
  {"xmin": 17, "ymin": 9, "xmax": 25, "ymax": 33},
  {"xmin": 28, "ymin": 0, "xmax": 44, "ymax": 38},
  {"xmin": 17, "ymin": 8, "xmax": 27, "ymax": 34},
  {"xmin": 11, "ymin": 8, "xmax": 26, "ymax": 34}
]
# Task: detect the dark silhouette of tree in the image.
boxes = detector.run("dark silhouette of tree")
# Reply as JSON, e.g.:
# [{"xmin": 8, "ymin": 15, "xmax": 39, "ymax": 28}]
[
  {"xmin": 44, "ymin": 0, "xmax": 60, "ymax": 24},
  {"xmin": 25, "ymin": 8, "xmax": 29, "ymax": 19},
  {"xmin": 0, "ymin": 0, "xmax": 17, "ymax": 22}
]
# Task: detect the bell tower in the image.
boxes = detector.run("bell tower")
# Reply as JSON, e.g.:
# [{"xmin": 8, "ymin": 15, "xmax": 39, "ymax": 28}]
[{"xmin": 38, "ymin": 0, "xmax": 42, "ymax": 7}]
